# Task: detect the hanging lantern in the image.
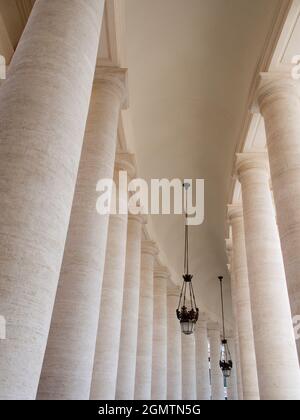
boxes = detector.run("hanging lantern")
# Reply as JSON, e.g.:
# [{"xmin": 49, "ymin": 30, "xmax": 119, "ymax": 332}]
[
  {"xmin": 218, "ymin": 276, "xmax": 233, "ymax": 378},
  {"xmin": 176, "ymin": 183, "xmax": 199, "ymax": 335}
]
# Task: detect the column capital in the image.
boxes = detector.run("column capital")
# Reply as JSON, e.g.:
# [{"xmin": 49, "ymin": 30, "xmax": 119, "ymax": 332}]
[
  {"xmin": 94, "ymin": 66, "xmax": 129, "ymax": 109},
  {"xmin": 128, "ymin": 213, "xmax": 147, "ymax": 225},
  {"xmin": 225, "ymin": 237, "xmax": 233, "ymax": 253},
  {"xmin": 227, "ymin": 204, "xmax": 243, "ymax": 224},
  {"xmin": 207, "ymin": 321, "xmax": 220, "ymax": 333},
  {"xmin": 115, "ymin": 152, "xmax": 136, "ymax": 180},
  {"xmin": 154, "ymin": 265, "xmax": 170, "ymax": 280},
  {"xmin": 141, "ymin": 240, "xmax": 159, "ymax": 257},
  {"xmin": 167, "ymin": 285, "xmax": 181, "ymax": 297},
  {"xmin": 254, "ymin": 71, "xmax": 300, "ymax": 114},
  {"xmin": 197, "ymin": 312, "xmax": 208, "ymax": 322},
  {"xmin": 236, "ymin": 152, "xmax": 269, "ymax": 180}
]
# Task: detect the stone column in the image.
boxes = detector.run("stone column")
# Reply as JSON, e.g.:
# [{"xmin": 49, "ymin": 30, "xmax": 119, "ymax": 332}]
[
  {"xmin": 226, "ymin": 336, "xmax": 238, "ymax": 400},
  {"xmin": 115, "ymin": 214, "xmax": 146, "ymax": 400},
  {"xmin": 0, "ymin": 0, "xmax": 104, "ymax": 400},
  {"xmin": 195, "ymin": 314, "xmax": 211, "ymax": 400},
  {"xmin": 37, "ymin": 68, "xmax": 127, "ymax": 400},
  {"xmin": 234, "ymin": 327, "xmax": 244, "ymax": 400},
  {"xmin": 151, "ymin": 266, "xmax": 169, "ymax": 400},
  {"xmin": 208, "ymin": 323, "xmax": 224, "ymax": 400},
  {"xmin": 237, "ymin": 152, "xmax": 300, "ymax": 400},
  {"xmin": 181, "ymin": 333, "xmax": 197, "ymax": 400},
  {"xmin": 225, "ymin": 241, "xmax": 244, "ymax": 400},
  {"xmin": 228, "ymin": 205, "xmax": 260, "ymax": 400},
  {"xmin": 167, "ymin": 285, "xmax": 182, "ymax": 400},
  {"xmin": 90, "ymin": 153, "xmax": 135, "ymax": 400},
  {"xmin": 135, "ymin": 240, "xmax": 158, "ymax": 400},
  {"xmin": 257, "ymin": 73, "xmax": 300, "ymax": 360}
]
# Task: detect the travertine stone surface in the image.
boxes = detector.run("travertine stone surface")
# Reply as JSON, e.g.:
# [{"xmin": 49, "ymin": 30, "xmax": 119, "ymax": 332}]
[
  {"xmin": 167, "ymin": 286, "xmax": 182, "ymax": 400},
  {"xmin": 0, "ymin": 0, "xmax": 104, "ymax": 400},
  {"xmin": 116, "ymin": 214, "xmax": 145, "ymax": 400},
  {"xmin": 195, "ymin": 314, "xmax": 211, "ymax": 400},
  {"xmin": 37, "ymin": 69, "xmax": 127, "ymax": 401},
  {"xmin": 257, "ymin": 73, "xmax": 300, "ymax": 361},
  {"xmin": 234, "ymin": 327, "xmax": 244, "ymax": 400},
  {"xmin": 135, "ymin": 240, "xmax": 158, "ymax": 400},
  {"xmin": 228, "ymin": 205, "xmax": 260, "ymax": 400},
  {"xmin": 151, "ymin": 267, "xmax": 169, "ymax": 400},
  {"xmin": 181, "ymin": 332, "xmax": 197, "ymax": 400},
  {"xmin": 90, "ymin": 154, "xmax": 135, "ymax": 400},
  {"xmin": 237, "ymin": 152, "xmax": 300, "ymax": 400},
  {"xmin": 226, "ymin": 336, "xmax": 238, "ymax": 400},
  {"xmin": 226, "ymin": 241, "xmax": 244, "ymax": 400},
  {"xmin": 208, "ymin": 322, "xmax": 224, "ymax": 400}
]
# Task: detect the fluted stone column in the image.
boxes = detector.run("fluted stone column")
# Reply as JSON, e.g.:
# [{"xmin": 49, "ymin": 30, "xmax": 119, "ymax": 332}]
[
  {"xmin": 135, "ymin": 241, "xmax": 158, "ymax": 400},
  {"xmin": 167, "ymin": 286, "xmax": 182, "ymax": 400},
  {"xmin": 226, "ymin": 336, "xmax": 238, "ymax": 400},
  {"xmin": 181, "ymin": 333, "xmax": 197, "ymax": 400},
  {"xmin": 237, "ymin": 153, "xmax": 300, "ymax": 400},
  {"xmin": 37, "ymin": 69, "xmax": 127, "ymax": 400},
  {"xmin": 116, "ymin": 214, "xmax": 146, "ymax": 400},
  {"xmin": 0, "ymin": 0, "xmax": 104, "ymax": 399},
  {"xmin": 151, "ymin": 267, "xmax": 169, "ymax": 400},
  {"xmin": 90, "ymin": 154, "xmax": 135, "ymax": 400},
  {"xmin": 195, "ymin": 314, "xmax": 211, "ymax": 400},
  {"xmin": 228, "ymin": 205, "xmax": 260, "ymax": 400},
  {"xmin": 208, "ymin": 323, "xmax": 224, "ymax": 400},
  {"xmin": 257, "ymin": 73, "xmax": 300, "ymax": 360}
]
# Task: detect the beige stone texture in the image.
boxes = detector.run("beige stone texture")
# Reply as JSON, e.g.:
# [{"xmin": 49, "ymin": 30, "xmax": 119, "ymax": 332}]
[{"xmin": 0, "ymin": 0, "xmax": 104, "ymax": 400}]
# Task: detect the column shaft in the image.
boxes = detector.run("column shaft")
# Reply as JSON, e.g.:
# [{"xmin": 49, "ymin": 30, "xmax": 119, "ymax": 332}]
[
  {"xmin": 134, "ymin": 241, "xmax": 158, "ymax": 400},
  {"xmin": 195, "ymin": 316, "xmax": 211, "ymax": 400},
  {"xmin": 237, "ymin": 153, "xmax": 300, "ymax": 400},
  {"xmin": 151, "ymin": 268, "xmax": 168, "ymax": 400},
  {"xmin": 257, "ymin": 75, "xmax": 300, "ymax": 360},
  {"xmin": 167, "ymin": 288, "xmax": 182, "ymax": 400},
  {"xmin": 181, "ymin": 334, "xmax": 197, "ymax": 400},
  {"xmin": 116, "ymin": 215, "xmax": 144, "ymax": 400},
  {"xmin": 0, "ymin": 0, "xmax": 104, "ymax": 399},
  {"xmin": 228, "ymin": 205, "xmax": 260, "ymax": 400},
  {"xmin": 38, "ymin": 69, "xmax": 127, "ymax": 400},
  {"xmin": 90, "ymin": 155, "xmax": 134, "ymax": 400},
  {"xmin": 226, "ymin": 337, "xmax": 238, "ymax": 400},
  {"xmin": 208, "ymin": 324, "xmax": 224, "ymax": 400}
]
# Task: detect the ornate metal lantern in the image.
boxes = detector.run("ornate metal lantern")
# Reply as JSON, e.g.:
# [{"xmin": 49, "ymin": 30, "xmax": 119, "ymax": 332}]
[
  {"xmin": 218, "ymin": 276, "xmax": 233, "ymax": 378},
  {"xmin": 176, "ymin": 183, "xmax": 199, "ymax": 335}
]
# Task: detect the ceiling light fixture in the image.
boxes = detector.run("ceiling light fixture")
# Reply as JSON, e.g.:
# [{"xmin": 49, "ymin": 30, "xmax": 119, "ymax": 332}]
[{"xmin": 176, "ymin": 183, "xmax": 199, "ymax": 335}]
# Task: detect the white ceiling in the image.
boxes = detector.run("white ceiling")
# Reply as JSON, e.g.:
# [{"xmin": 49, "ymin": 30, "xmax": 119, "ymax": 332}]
[{"xmin": 124, "ymin": 0, "xmax": 282, "ymax": 323}]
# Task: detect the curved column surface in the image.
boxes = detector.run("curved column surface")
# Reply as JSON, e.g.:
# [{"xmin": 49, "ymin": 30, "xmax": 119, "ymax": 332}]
[
  {"xmin": 116, "ymin": 215, "xmax": 145, "ymax": 400},
  {"xmin": 37, "ymin": 69, "xmax": 127, "ymax": 400},
  {"xmin": 181, "ymin": 332, "xmax": 197, "ymax": 400},
  {"xmin": 208, "ymin": 323, "xmax": 224, "ymax": 400},
  {"xmin": 90, "ymin": 154, "xmax": 135, "ymax": 400},
  {"xmin": 195, "ymin": 315, "xmax": 211, "ymax": 400},
  {"xmin": 233, "ymin": 325, "xmax": 244, "ymax": 400},
  {"xmin": 134, "ymin": 241, "xmax": 158, "ymax": 400},
  {"xmin": 257, "ymin": 74, "xmax": 300, "ymax": 361},
  {"xmin": 0, "ymin": 0, "xmax": 104, "ymax": 399},
  {"xmin": 228, "ymin": 205, "xmax": 260, "ymax": 400},
  {"xmin": 151, "ymin": 267, "xmax": 169, "ymax": 400},
  {"xmin": 167, "ymin": 287, "xmax": 182, "ymax": 400},
  {"xmin": 237, "ymin": 153, "xmax": 300, "ymax": 400},
  {"xmin": 225, "ymin": 240, "xmax": 243, "ymax": 400},
  {"xmin": 226, "ymin": 336, "xmax": 238, "ymax": 400}
]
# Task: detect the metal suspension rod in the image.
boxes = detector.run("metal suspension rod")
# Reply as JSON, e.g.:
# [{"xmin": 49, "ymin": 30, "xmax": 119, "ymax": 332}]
[{"xmin": 219, "ymin": 276, "xmax": 226, "ymax": 340}]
